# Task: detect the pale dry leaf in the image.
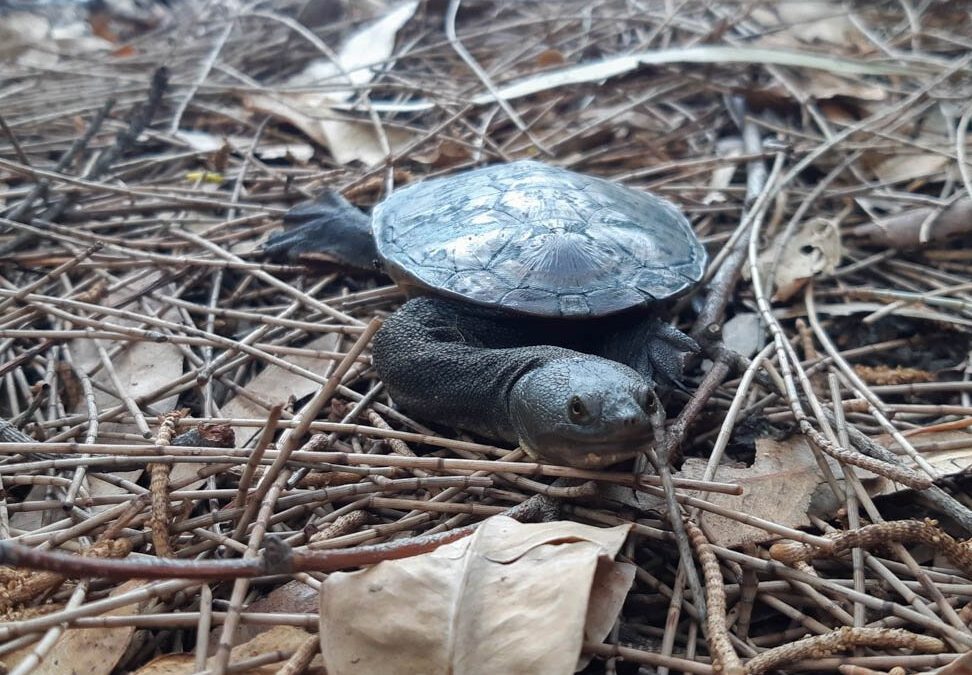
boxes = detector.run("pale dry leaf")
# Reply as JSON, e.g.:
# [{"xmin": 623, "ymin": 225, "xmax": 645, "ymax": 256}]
[
  {"xmin": 809, "ymin": 429, "xmax": 972, "ymax": 514},
  {"xmin": 751, "ymin": 1, "xmax": 862, "ymax": 48},
  {"xmin": 789, "ymin": 69, "xmax": 887, "ymax": 101},
  {"xmin": 703, "ymin": 137, "xmax": 742, "ymax": 205},
  {"xmin": 4, "ymin": 12, "xmax": 112, "ymax": 67},
  {"xmin": 7, "ymin": 485, "xmax": 53, "ymax": 532},
  {"xmin": 245, "ymin": 92, "xmax": 413, "ymax": 166},
  {"xmin": 175, "ymin": 130, "xmax": 314, "ymax": 162},
  {"xmin": 319, "ymin": 515, "xmax": 634, "ymax": 675},
  {"xmin": 290, "ymin": 0, "xmax": 418, "ymax": 97},
  {"xmin": 66, "ymin": 271, "xmax": 185, "ymax": 508},
  {"xmin": 871, "ymin": 153, "xmax": 950, "ymax": 184},
  {"xmin": 678, "ymin": 437, "xmax": 823, "ymax": 547},
  {"xmin": 5, "ymin": 580, "xmax": 144, "ymax": 675},
  {"xmin": 0, "ymin": 12, "xmax": 49, "ymax": 61},
  {"xmin": 758, "ymin": 217, "xmax": 843, "ymax": 302},
  {"xmin": 721, "ymin": 312, "xmax": 764, "ymax": 358},
  {"xmin": 245, "ymin": 1, "xmax": 417, "ymax": 165},
  {"xmin": 131, "ymin": 654, "xmax": 195, "ymax": 675},
  {"xmin": 219, "ymin": 332, "xmax": 342, "ymax": 447},
  {"xmin": 135, "ymin": 625, "xmax": 314, "ymax": 675}
]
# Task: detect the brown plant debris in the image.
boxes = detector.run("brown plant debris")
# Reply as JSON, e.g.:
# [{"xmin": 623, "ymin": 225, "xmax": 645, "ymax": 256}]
[
  {"xmin": 771, "ymin": 519, "xmax": 972, "ymax": 579},
  {"xmin": 853, "ymin": 364, "xmax": 937, "ymax": 386},
  {"xmin": 745, "ymin": 627, "xmax": 946, "ymax": 675},
  {"xmin": 2, "ymin": 0, "xmax": 972, "ymax": 672}
]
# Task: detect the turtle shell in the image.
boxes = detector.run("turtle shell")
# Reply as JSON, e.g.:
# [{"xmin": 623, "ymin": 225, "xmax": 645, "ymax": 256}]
[{"xmin": 372, "ymin": 160, "xmax": 706, "ymax": 318}]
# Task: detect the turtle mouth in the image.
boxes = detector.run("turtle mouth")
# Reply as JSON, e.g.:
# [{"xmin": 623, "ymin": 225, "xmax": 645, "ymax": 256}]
[{"xmin": 524, "ymin": 427, "xmax": 652, "ymax": 468}]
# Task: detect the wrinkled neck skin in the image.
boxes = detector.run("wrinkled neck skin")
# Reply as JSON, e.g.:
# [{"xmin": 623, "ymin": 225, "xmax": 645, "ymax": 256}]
[{"xmin": 371, "ymin": 297, "xmax": 659, "ymax": 468}]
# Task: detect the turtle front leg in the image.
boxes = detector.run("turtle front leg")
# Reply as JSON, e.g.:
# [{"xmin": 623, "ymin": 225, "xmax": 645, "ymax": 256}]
[
  {"xmin": 593, "ymin": 317, "xmax": 699, "ymax": 387},
  {"xmin": 263, "ymin": 191, "xmax": 379, "ymax": 271}
]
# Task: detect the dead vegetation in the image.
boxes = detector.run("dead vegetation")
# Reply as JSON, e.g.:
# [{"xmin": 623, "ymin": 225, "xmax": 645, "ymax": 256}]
[{"xmin": 2, "ymin": 0, "xmax": 972, "ymax": 672}]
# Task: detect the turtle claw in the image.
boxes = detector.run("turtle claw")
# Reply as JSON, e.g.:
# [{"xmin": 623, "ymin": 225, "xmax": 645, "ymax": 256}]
[{"xmin": 645, "ymin": 319, "xmax": 697, "ymax": 386}]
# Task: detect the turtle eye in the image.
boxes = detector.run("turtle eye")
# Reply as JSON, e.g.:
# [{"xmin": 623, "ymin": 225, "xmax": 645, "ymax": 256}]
[{"xmin": 569, "ymin": 395, "xmax": 589, "ymax": 423}]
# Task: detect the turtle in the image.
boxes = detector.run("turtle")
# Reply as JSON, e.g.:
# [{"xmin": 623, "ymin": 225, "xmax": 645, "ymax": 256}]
[{"xmin": 265, "ymin": 161, "xmax": 707, "ymax": 468}]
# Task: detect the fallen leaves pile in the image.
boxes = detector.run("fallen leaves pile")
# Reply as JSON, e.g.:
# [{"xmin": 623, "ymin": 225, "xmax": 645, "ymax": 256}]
[{"xmin": 2, "ymin": 0, "xmax": 972, "ymax": 673}]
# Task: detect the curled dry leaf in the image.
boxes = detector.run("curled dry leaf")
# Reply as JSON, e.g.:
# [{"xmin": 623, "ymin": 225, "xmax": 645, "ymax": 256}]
[
  {"xmin": 245, "ymin": 1, "xmax": 418, "ymax": 165},
  {"xmin": 208, "ymin": 579, "xmax": 318, "ymax": 651},
  {"xmin": 758, "ymin": 217, "xmax": 843, "ymax": 302},
  {"xmin": 746, "ymin": 2, "xmax": 889, "ymax": 102},
  {"xmin": 319, "ymin": 515, "xmax": 634, "ymax": 675}
]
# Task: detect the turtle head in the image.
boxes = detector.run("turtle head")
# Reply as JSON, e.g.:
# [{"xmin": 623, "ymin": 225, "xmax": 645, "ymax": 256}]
[{"xmin": 508, "ymin": 357, "xmax": 658, "ymax": 468}]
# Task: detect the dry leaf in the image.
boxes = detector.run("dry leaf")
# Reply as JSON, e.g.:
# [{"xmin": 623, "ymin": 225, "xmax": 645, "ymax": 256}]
[
  {"xmin": 289, "ymin": 1, "xmax": 418, "ymax": 97},
  {"xmin": 758, "ymin": 217, "xmax": 843, "ymax": 302},
  {"xmin": 931, "ymin": 648, "xmax": 972, "ymax": 675},
  {"xmin": 702, "ymin": 137, "xmax": 742, "ymax": 205},
  {"xmin": 136, "ymin": 625, "xmax": 314, "ymax": 675},
  {"xmin": 245, "ymin": 1, "xmax": 417, "ymax": 165},
  {"xmin": 219, "ymin": 333, "xmax": 342, "ymax": 447},
  {"xmin": 65, "ymin": 271, "xmax": 185, "ymax": 507},
  {"xmin": 879, "ymin": 429, "xmax": 972, "ymax": 482},
  {"xmin": 5, "ymin": 580, "xmax": 144, "ymax": 675},
  {"xmin": 208, "ymin": 579, "xmax": 318, "ymax": 651},
  {"xmin": 0, "ymin": 12, "xmax": 49, "ymax": 61},
  {"xmin": 870, "ymin": 153, "xmax": 950, "ymax": 184},
  {"xmin": 751, "ymin": 2, "xmax": 865, "ymax": 49},
  {"xmin": 175, "ymin": 130, "xmax": 314, "ymax": 163},
  {"xmin": 320, "ymin": 516, "xmax": 634, "ymax": 675},
  {"xmin": 411, "ymin": 139, "xmax": 472, "ymax": 168},
  {"xmin": 721, "ymin": 312, "xmax": 764, "ymax": 358},
  {"xmin": 850, "ymin": 195, "xmax": 972, "ymax": 249},
  {"xmin": 678, "ymin": 437, "xmax": 823, "ymax": 547},
  {"xmin": 773, "ymin": 69, "xmax": 887, "ymax": 102},
  {"xmin": 243, "ymin": 97, "xmax": 412, "ymax": 165},
  {"xmin": 535, "ymin": 48, "xmax": 567, "ymax": 68}
]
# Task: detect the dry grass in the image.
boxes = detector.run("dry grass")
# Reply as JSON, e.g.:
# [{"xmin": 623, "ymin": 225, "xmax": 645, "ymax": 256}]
[{"xmin": 2, "ymin": 1, "xmax": 972, "ymax": 672}]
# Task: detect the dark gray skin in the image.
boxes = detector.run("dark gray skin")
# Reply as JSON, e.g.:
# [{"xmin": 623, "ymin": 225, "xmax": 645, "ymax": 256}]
[{"xmin": 265, "ymin": 190, "xmax": 699, "ymax": 468}]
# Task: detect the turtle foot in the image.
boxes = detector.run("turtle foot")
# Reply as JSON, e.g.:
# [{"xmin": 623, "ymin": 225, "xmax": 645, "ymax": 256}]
[{"xmin": 263, "ymin": 190, "xmax": 378, "ymax": 270}]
